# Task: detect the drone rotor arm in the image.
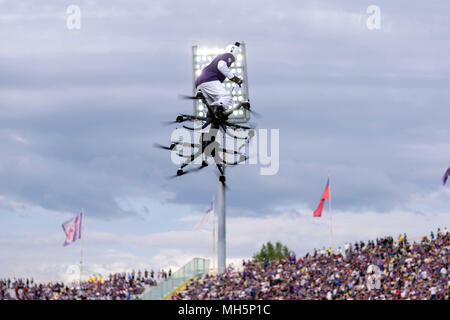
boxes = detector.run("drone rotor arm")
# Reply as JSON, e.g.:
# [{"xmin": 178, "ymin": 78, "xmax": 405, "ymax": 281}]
[
  {"xmin": 224, "ymin": 153, "xmax": 247, "ymax": 165},
  {"xmin": 179, "ymin": 149, "xmax": 204, "ymax": 169},
  {"xmin": 221, "ymin": 148, "xmax": 243, "ymax": 155},
  {"xmin": 201, "ymin": 119, "xmax": 212, "ymax": 130},
  {"xmin": 223, "ymin": 128, "xmax": 247, "ymax": 140},
  {"xmin": 179, "ymin": 114, "xmax": 207, "ymax": 122},
  {"xmin": 216, "ymin": 164, "xmax": 224, "ymax": 176},
  {"xmin": 224, "ymin": 121, "xmax": 253, "ymax": 130},
  {"xmin": 182, "ymin": 125, "xmax": 204, "ymax": 131},
  {"xmin": 223, "ymin": 104, "xmax": 242, "ymax": 117}
]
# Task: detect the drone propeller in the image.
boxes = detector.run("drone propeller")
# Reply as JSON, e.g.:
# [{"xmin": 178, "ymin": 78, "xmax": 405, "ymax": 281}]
[
  {"xmin": 161, "ymin": 115, "xmax": 185, "ymax": 126},
  {"xmin": 247, "ymin": 109, "xmax": 263, "ymax": 119},
  {"xmin": 241, "ymin": 102, "xmax": 263, "ymax": 119},
  {"xmin": 153, "ymin": 142, "xmax": 178, "ymax": 151},
  {"xmin": 178, "ymin": 91, "xmax": 207, "ymax": 102},
  {"xmin": 178, "ymin": 94, "xmax": 200, "ymax": 100}
]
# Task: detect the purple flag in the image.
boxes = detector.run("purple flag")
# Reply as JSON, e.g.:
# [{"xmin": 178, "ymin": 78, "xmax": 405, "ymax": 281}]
[
  {"xmin": 62, "ymin": 212, "xmax": 83, "ymax": 246},
  {"xmin": 194, "ymin": 200, "xmax": 214, "ymax": 229},
  {"xmin": 443, "ymin": 167, "xmax": 450, "ymax": 185}
]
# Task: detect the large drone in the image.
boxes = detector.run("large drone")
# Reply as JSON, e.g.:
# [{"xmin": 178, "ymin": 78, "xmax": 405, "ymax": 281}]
[{"xmin": 155, "ymin": 90, "xmax": 260, "ymax": 188}]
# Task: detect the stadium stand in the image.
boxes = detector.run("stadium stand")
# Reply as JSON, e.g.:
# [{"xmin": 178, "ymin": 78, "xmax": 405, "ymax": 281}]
[
  {"xmin": 172, "ymin": 229, "xmax": 449, "ymax": 300},
  {"xmin": 1, "ymin": 229, "xmax": 447, "ymax": 300},
  {"xmin": 1, "ymin": 269, "xmax": 161, "ymax": 300}
]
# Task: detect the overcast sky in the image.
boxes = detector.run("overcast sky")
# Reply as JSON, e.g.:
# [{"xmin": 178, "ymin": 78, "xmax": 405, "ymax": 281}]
[{"xmin": 1, "ymin": 0, "xmax": 449, "ymax": 282}]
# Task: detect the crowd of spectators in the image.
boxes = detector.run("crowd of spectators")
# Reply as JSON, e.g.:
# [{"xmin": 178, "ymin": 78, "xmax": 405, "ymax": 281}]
[
  {"xmin": 0, "ymin": 268, "xmax": 171, "ymax": 300},
  {"xmin": 172, "ymin": 228, "xmax": 449, "ymax": 300},
  {"xmin": 2, "ymin": 228, "xmax": 448, "ymax": 300}
]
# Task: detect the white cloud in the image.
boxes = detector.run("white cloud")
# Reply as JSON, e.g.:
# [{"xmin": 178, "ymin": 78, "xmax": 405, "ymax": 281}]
[{"xmin": 409, "ymin": 187, "xmax": 450, "ymax": 213}]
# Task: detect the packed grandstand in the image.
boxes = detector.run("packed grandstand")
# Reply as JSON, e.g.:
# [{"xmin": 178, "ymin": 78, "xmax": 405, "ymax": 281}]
[
  {"xmin": 172, "ymin": 229, "xmax": 449, "ymax": 300},
  {"xmin": 0, "ymin": 269, "xmax": 169, "ymax": 300},
  {"xmin": 1, "ymin": 229, "xmax": 448, "ymax": 300}
]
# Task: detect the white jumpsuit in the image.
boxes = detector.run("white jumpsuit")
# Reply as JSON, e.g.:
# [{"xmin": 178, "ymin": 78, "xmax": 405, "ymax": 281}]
[{"xmin": 196, "ymin": 60, "xmax": 238, "ymax": 109}]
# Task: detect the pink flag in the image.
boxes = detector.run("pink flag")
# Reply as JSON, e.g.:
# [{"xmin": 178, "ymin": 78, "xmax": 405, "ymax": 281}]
[
  {"xmin": 62, "ymin": 212, "xmax": 83, "ymax": 246},
  {"xmin": 313, "ymin": 178, "xmax": 330, "ymax": 217},
  {"xmin": 313, "ymin": 199, "xmax": 325, "ymax": 217}
]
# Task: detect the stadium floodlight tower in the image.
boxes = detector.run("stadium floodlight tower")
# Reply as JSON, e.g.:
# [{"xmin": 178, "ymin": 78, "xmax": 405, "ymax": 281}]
[
  {"xmin": 192, "ymin": 43, "xmax": 250, "ymax": 273},
  {"xmin": 155, "ymin": 44, "xmax": 256, "ymax": 276}
]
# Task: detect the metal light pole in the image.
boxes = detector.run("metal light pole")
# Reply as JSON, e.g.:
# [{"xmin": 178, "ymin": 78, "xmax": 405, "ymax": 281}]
[
  {"xmin": 217, "ymin": 133, "xmax": 227, "ymax": 273},
  {"xmin": 217, "ymin": 166, "xmax": 226, "ymax": 273}
]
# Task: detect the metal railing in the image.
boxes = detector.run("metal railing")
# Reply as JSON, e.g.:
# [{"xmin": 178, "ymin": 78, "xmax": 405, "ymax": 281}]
[{"xmin": 140, "ymin": 257, "xmax": 210, "ymax": 300}]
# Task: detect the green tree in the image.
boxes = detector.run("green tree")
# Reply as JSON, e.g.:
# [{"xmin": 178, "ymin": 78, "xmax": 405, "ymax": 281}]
[{"xmin": 253, "ymin": 241, "xmax": 292, "ymax": 262}]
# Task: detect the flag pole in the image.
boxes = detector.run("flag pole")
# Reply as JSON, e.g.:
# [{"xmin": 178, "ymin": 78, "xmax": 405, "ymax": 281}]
[
  {"xmin": 329, "ymin": 174, "xmax": 332, "ymax": 252},
  {"xmin": 80, "ymin": 208, "xmax": 84, "ymax": 288}
]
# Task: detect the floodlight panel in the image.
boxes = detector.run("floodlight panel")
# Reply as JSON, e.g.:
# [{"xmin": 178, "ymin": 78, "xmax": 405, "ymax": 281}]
[{"xmin": 192, "ymin": 43, "xmax": 250, "ymax": 124}]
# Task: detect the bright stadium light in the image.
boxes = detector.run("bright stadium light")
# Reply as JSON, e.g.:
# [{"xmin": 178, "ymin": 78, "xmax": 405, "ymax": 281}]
[{"xmin": 192, "ymin": 43, "xmax": 250, "ymax": 123}]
